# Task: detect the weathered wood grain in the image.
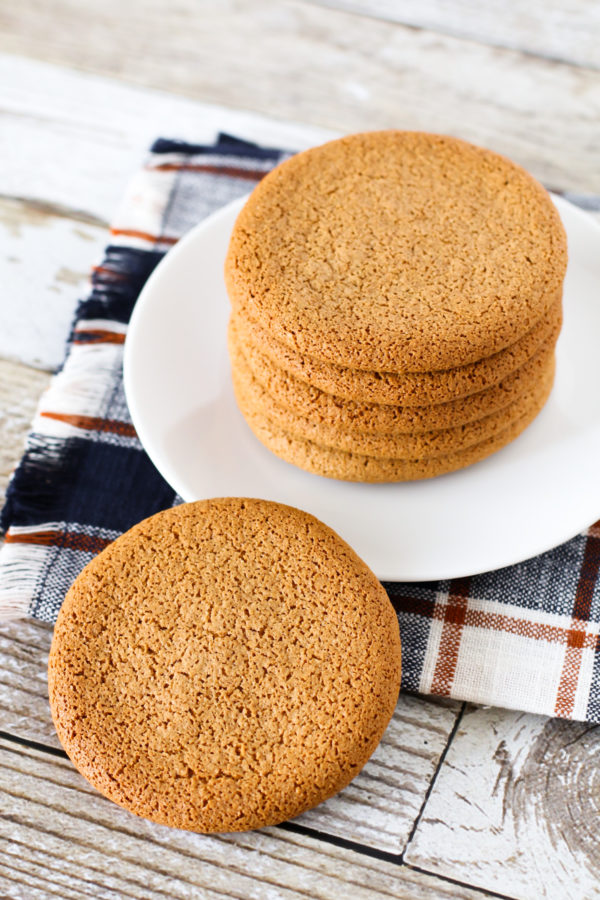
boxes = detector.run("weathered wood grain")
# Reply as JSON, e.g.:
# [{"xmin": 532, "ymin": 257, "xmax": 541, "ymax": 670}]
[
  {"xmin": 1, "ymin": 2, "xmax": 599, "ymax": 197},
  {"xmin": 405, "ymin": 705, "xmax": 600, "ymax": 899},
  {"xmin": 0, "ymin": 54, "xmax": 335, "ymax": 225},
  {"xmin": 0, "ymin": 197, "xmax": 107, "ymax": 370},
  {"xmin": 0, "ymin": 614, "xmax": 461, "ymax": 854},
  {"xmin": 0, "ymin": 736, "xmax": 496, "ymax": 899},
  {"xmin": 309, "ymin": 0, "xmax": 600, "ymax": 69}
]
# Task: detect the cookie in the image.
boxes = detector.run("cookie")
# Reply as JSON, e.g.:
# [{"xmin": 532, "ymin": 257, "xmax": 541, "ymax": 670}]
[
  {"xmin": 229, "ymin": 321, "xmax": 556, "ymax": 435},
  {"xmin": 238, "ymin": 372, "xmax": 554, "ymax": 482},
  {"xmin": 225, "ymin": 131, "xmax": 567, "ymax": 372},
  {"xmin": 231, "ymin": 300, "xmax": 562, "ymax": 407},
  {"xmin": 48, "ymin": 499, "xmax": 401, "ymax": 833},
  {"xmin": 232, "ymin": 347, "xmax": 555, "ymax": 460}
]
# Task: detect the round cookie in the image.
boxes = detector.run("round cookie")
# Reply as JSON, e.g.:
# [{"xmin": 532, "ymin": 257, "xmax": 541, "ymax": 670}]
[
  {"xmin": 229, "ymin": 321, "xmax": 557, "ymax": 435},
  {"xmin": 239, "ymin": 372, "xmax": 554, "ymax": 482},
  {"xmin": 231, "ymin": 300, "xmax": 562, "ymax": 407},
  {"xmin": 232, "ymin": 347, "xmax": 555, "ymax": 460},
  {"xmin": 48, "ymin": 499, "xmax": 401, "ymax": 833},
  {"xmin": 225, "ymin": 131, "xmax": 567, "ymax": 372}
]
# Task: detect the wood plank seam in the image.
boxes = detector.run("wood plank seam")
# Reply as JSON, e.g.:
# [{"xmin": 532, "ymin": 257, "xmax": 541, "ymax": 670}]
[
  {"xmin": 281, "ymin": 821, "xmax": 402, "ymax": 865},
  {"xmin": 403, "ymin": 702, "xmax": 467, "ymax": 850},
  {"xmin": 403, "ymin": 864, "xmax": 517, "ymax": 900}
]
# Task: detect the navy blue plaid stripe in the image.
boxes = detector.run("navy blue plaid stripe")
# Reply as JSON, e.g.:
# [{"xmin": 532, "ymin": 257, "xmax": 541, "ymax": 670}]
[{"xmin": 151, "ymin": 133, "xmax": 288, "ymax": 160}]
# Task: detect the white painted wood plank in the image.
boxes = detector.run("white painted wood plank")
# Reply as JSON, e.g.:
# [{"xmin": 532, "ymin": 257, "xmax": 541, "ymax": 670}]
[
  {"xmin": 0, "ymin": 198, "xmax": 108, "ymax": 370},
  {"xmin": 1, "ymin": 0, "xmax": 599, "ymax": 213},
  {"xmin": 0, "ymin": 54, "xmax": 336, "ymax": 225},
  {"xmin": 0, "ymin": 737, "xmax": 496, "ymax": 899},
  {"xmin": 406, "ymin": 705, "xmax": 600, "ymax": 899},
  {"xmin": 310, "ymin": 0, "xmax": 600, "ymax": 69}
]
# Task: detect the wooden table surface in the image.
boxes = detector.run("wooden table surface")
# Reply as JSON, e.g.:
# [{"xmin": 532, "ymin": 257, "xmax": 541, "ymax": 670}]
[{"xmin": 1, "ymin": 2, "xmax": 599, "ymax": 898}]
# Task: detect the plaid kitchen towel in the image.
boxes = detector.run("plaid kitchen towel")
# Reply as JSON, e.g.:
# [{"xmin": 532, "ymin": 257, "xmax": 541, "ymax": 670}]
[{"xmin": 2, "ymin": 133, "xmax": 600, "ymax": 724}]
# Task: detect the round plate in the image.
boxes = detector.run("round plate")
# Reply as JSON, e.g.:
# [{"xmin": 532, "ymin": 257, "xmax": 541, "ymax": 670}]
[{"xmin": 124, "ymin": 194, "xmax": 600, "ymax": 581}]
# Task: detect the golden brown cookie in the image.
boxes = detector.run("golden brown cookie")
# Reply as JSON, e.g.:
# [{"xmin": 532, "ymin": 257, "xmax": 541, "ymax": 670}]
[
  {"xmin": 231, "ymin": 300, "xmax": 562, "ymax": 406},
  {"xmin": 48, "ymin": 499, "xmax": 401, "ymax": 833},
  {"xmin": 229, "ymin": 321, "xmax": 556, "ymax": 435},
  {"xmin": 238, "ymin": 371, "xmax": 554, "ymax": 482},
  {"xmin": 225, "ymin": 131, "xmax": 567, "ymax": 372},
  {"xmin": 232, "ymin": 346, "xmax": 555, "ymax": 460}
]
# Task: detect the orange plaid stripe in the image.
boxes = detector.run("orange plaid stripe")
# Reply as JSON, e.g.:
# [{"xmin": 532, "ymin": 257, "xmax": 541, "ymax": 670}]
[
  {"xmin": 150, "ymin": 162, "xmax": 266, "ymax": 181},
  {"xmin": 5, "ymin": 530, "xmax": 112, "ymax": 554},
  {"xmin": 555, "ymin": 533, "xmax": 600, "ymax": 717},
  {"xmin": 40, "ymin": 412, "xmax": 137, "ymax": 437},
  {"xmin": 72, "ymin": 330, "xmax": 126, "ymax": 345},
  {"xmin": 430, "ymin": 578, "xmax": 471, "ymax": 696}
]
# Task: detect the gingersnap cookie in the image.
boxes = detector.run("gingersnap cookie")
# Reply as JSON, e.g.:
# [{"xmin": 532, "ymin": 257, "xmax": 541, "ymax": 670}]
[
  {"xmin": 48, "ymin": 499, "xmax": 401, "ymax": 833},
  {"xmin": 229, "ymin": 321, "xmax": 556, "ymax": 435},
  {"xmin": 232, "ymin": 347, "xmax": 555, "ymax": 460},
  {"xmin": 225, "ymin": 131, "xmax": 567, "ymax": 373},
  {"xmin": 231, "ymin": 300, "xmax": 562, "ymax": 407},
  {"xmin": 239, "ymin": 370, "xmax": 554, "ymax": 482}
]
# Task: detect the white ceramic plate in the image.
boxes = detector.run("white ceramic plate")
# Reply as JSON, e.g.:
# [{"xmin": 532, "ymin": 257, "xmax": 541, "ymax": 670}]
[{"xmin": 124, "ymin": 194, "xmax": 600, "ymax": 581}]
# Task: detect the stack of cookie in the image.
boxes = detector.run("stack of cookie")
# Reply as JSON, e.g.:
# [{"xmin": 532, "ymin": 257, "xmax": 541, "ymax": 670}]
[{"xmin": 225, "ymin": 131, "xmax": 567, "ymax": 482}]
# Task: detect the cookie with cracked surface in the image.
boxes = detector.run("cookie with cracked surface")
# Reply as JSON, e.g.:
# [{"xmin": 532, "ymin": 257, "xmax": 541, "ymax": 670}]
[
  {"xmin": 48, "ymin": 499, "xmax": 401, "ymax": 833},
  {"xmin": 229, "ymin": 320, "xmax": 557, "ymax": 435},
  {"xmin": 237, "ymin": 370, "xmax": 554, "ymax": 482},
  {"xmin": 225, "ymin": 131, "xmax": 567, "ymax": 372},
  {"xmin": 231, "ymin": 299, "xmax": 562, "ymax": 406},
  {"xmin": 232, "ymin": 345, "xmax": 555, "ymax": 460}
]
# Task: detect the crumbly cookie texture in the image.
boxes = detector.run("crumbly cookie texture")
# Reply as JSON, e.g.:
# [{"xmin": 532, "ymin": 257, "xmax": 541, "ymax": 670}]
[
  {"xmin": 231, "ymin": 300, "xmax": 562, "ymax": 406},
  {"xmin": 239, "ymin": 369, "xmax": 554, "ymax": 482},
  {"xmin": 225, "ymin": 131, "xmax": 567, "ymax": 372},
  {"xmin": 228, "ymin": 321, "xmax": 556, "ymax": 435},
  {"xmin": 48, "ymin": 499, "xmax": 401, "ymax": 833},
  {"xmin": 232, "ymin": 344, "xmax": 555, "ymax": 460}
]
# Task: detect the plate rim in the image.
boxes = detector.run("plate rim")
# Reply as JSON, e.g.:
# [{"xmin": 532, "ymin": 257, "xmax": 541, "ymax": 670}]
[{"xmin": 124, "ymin": 192, "xmax": 600, "ymax": 581}]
